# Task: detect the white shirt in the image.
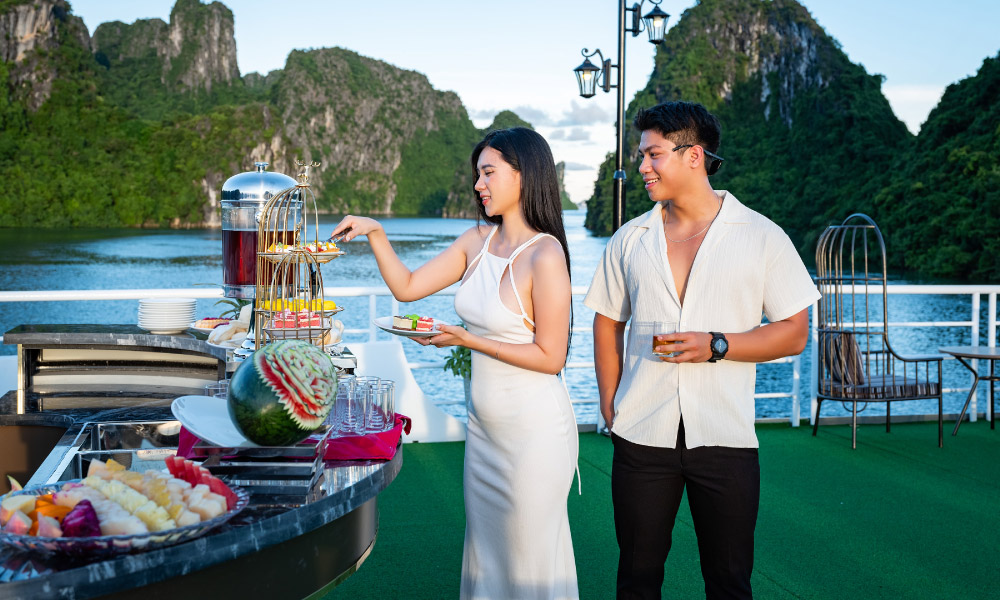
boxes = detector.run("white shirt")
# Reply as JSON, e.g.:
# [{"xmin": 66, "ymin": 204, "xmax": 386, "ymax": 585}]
[{"xmin": 584, "ymin": 191, "xmax": 820, "ymax": 449}]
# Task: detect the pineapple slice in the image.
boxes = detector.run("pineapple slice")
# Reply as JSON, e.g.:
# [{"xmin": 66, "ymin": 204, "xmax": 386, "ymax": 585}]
[{"xmin": 105, "ymin": 459, "xmax": 127, "ymax": 472}]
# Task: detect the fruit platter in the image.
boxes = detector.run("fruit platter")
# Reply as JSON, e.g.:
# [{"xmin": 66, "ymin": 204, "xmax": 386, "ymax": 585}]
[
  {"xmin": 0, "ymin": 457, "xmax": 248, "ymax": 557},
  {"xmin": 258, "ymin": 241, "xmax": 344, "ymax": 264}
]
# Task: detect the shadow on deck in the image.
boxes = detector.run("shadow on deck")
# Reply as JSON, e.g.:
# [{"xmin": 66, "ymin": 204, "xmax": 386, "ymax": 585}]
[{"xmin": 327, "ymin": 422, "xmax": 1000, "ymax": 599}]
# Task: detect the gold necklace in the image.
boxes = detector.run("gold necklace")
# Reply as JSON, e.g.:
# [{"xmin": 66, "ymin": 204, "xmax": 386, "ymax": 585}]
[{"xmin": 664, "ymin": 197, "xmax": 722, "ymax": 243}]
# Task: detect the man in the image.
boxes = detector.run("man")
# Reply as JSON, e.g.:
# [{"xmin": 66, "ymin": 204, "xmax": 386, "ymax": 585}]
[{"xmin": 584, "ymin": 101, "xmax": 819, "ymax": 599}]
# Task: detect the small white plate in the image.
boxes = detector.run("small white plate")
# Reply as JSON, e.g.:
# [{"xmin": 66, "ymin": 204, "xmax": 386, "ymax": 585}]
[
  {"xmin": 206, "ymin": 338, "xmax": 246, "ymax": 349},
  {"xmin": 170, "ymin": 395, "xmax": 258, "ymax": 448},
  {"xmin": 138, "ymin": 325, "xmax": 189, "ymax": 335},
  {"xmin": 191, "ymin": 322, "xmax": 230, "ymax": 333},
  {"xmin": 373, "ymin": 316, "xmax": 446, "ymax": 338}
]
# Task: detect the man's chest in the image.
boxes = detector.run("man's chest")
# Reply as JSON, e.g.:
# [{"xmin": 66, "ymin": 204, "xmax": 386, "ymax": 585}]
[
  {"xmin": 623, "ymin": 230, "xmax": 765, "ymax": 316},
  {"xmin": 664, "ymin": 240, "xmax": 703, "ymax": 304}
]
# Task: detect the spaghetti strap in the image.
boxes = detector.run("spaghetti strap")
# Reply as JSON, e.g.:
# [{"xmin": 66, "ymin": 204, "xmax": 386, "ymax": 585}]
[
  {"xmin": 461, "ymin": 226, "xmax": 498, "ymax": 281},
  {"xmin": 505, "ymin": 232, "xmax": 556, "ymax": 327}
]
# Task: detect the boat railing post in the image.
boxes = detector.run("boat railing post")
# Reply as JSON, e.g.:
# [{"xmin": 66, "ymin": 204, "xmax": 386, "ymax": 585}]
[
  {"xmin": 810, "ymin": 300, "xmax": 819, "ymax": 426},
  {"xmin": 970, "ymin": 293, "xmax": 981, "ymax": 421},
  {"xmin": 791, "ymin": 354, "xmax": 801, "ymax": 427},
  {"xmin": 989, "ymin": 292, "xmax": 997, "ymax": 422}
]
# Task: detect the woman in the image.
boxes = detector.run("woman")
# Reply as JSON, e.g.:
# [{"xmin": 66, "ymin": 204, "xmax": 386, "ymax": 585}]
[{"xmin": 331, "ymin": 127, "xmax": 579, "ymax": 598}]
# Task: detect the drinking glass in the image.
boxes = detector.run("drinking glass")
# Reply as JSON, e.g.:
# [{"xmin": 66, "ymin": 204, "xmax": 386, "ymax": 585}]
[
  {"xmin": 380, "ymin": 381, "xmax": 395, "ymax": 431},
  {"xmin": 203, "ymin": 379, "xmax": 229, "ymax": 399},
  {"xmin": 652, "ymin": 321, "xmax": 680, "ymax": 358},
  {"xmin": 367, "ymin": 385, "xmax": 387, "ymax": 432},
  {"xmin": 331, "ymin": 375, "xmax": 357, "ymax": 435},
  {"xmin": 351, "ymin": 376, "xmax": 380, "ymax": 435},
  {"xmin": 368, "ymin": 380, "xmax": 395, "ymax": 432}
]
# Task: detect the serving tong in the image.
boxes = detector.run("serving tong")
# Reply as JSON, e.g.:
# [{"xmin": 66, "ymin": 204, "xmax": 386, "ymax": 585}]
[{"xmin": 324, "ymin": 226, "xmax": 352, "ymax": 244}]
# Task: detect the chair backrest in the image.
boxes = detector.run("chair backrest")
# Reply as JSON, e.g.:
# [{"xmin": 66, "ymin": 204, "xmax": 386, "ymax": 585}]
[
  {"xmin": 815, "ymin": 214, "xmax": 891, "ymax": 395},
  {"xmin": 350, "ymin": 340, "xmax": 466, "ymax": 443}
]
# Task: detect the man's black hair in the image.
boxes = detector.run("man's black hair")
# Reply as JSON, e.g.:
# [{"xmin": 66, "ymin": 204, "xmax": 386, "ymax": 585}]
[{"xmin": 633, "ymin": 101, "xmax": 722, "ymax": 155}]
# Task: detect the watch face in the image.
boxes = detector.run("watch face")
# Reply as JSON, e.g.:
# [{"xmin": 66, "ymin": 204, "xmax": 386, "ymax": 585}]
[{"xmin": 713, "ymin": 337, "xmax": 727, "ymax": 353}]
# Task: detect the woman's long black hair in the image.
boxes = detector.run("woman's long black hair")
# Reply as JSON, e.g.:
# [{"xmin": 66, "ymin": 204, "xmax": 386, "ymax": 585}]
[{"xmin": 470, "ymin": 127, "xmax": 573, "ymax": 362}]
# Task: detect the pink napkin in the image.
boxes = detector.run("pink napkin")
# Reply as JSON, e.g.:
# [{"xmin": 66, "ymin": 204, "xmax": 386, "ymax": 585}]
[
  {"xmin": 318, "ymin": 414, "xmax": 411, "ymax": 460},
  {"xmin": 177, "ymin": 414, "xmax": 411, "ymax": 462}
]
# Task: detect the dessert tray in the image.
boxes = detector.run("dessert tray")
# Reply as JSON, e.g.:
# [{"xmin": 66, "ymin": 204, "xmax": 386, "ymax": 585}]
[
  {"xmin": 258, "ymin": 249, "xmax": 344, "ymax": 264},
  {"xmin": 0, "ymin": 481, "xmax": 249, "ymax": 557},
  {"xmin": 373, "ymin": 316, "xmax": 445, "ymax": 338},
  {"xmin": 262, "ymin": 320, "xmax": 332, "ymax": 340}
]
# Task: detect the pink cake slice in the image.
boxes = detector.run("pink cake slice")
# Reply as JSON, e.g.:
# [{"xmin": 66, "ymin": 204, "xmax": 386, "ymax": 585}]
[
  {"xmin": 415, "ymin": 317, "xmax": 434, "ymax": 332},
  {"xmin": 297, "ymin": 312, "xmax": 321, "ymax": 327}
]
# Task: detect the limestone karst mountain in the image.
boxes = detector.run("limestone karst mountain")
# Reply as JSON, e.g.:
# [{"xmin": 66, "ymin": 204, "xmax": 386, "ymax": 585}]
[{"xmin": 585, "ymin": 0, "xmax": 910, "ymax": 254}]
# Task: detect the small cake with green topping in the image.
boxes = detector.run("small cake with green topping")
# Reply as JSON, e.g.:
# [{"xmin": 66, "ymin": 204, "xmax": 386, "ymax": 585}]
[{"xmin": 392, "ymin": 314, "xmax": 419, "ymax": 330}]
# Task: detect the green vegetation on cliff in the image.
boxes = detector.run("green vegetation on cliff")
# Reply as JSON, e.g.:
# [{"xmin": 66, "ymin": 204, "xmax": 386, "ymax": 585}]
[
  {"xmin": 484, "ymin": 110, "xmax": 534, "ymax": 132},
  {"xmin": 0, "ymin": 0, "xmax": 486, "ymax": 226},
  {"xmin": 873, "ymin": 52, "xmax": 1000, "ymax": 280},
  {"xmin": 585, "ymin": 0, "xmax": 997, "ymax": 280},
  {"xmin": 586, "ymin": 0, "xmax": 909, "ymax": 256}
]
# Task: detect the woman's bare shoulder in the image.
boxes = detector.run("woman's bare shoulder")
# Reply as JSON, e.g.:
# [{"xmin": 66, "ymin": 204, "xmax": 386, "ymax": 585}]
[
  {"xmin": 453, "ymin": 224, "xmax": 492, "ymax": 252},
  {"xmin": 527, "ymin": 235, "xmax": 568, "ymax": 269}
]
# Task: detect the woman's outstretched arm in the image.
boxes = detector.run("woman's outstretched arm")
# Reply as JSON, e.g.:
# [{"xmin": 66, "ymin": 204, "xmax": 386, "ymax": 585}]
[
  {"xmin": 332, "ymin": 216, "xmax": 482, "ymax": 302},
  {"xmin": 426, "ymin": 239, "xmax": 571, "ymax": 375}
]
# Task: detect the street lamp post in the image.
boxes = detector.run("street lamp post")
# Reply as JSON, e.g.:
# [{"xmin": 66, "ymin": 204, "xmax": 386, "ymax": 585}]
[{"xmin": 574, "ymin": 1, "xmax": 669, "ymax": 232}]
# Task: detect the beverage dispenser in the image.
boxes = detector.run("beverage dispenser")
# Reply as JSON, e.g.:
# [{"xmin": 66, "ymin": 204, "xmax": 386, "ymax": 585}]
[{"xmin": 220, "ymin": 162, "xmax": 297, "ymax": 299}]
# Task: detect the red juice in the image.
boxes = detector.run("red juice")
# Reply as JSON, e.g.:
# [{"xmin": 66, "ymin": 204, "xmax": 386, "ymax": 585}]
[{"xmin": 223, "ymin": 229, "xmax": 258, "ymax": 288}]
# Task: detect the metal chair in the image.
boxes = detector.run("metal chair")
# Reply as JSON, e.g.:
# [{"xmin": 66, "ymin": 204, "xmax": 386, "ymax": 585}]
[{"xmin": 813, "ymin": 214, "xmax": 944, "ymax": 448}]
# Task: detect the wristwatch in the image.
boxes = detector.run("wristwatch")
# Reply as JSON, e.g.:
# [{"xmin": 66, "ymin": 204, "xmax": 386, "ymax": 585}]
[{"xmin": 708, "ymin": 332, "xmax": 728, "ymax": 363}]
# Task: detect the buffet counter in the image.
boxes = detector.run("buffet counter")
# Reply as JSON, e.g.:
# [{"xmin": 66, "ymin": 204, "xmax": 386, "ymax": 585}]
[{"xmin": 0, "ymin": 325, "xmax": 393, "ymax": 600}]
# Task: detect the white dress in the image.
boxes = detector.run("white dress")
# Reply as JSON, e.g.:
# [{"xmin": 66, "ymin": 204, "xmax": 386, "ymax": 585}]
[{"xmin": 454, "ymin": 226, "xmax": 579, "ymax": 599}]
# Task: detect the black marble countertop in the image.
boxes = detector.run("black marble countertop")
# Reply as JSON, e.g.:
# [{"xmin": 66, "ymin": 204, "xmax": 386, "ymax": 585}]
[
  {"xmin": 4, "ymin": 323, "xmax": 229, "ymax": 361},
  {"xmin": 0, "ymin": 326, "xmax": 398, "ymax": 599}
]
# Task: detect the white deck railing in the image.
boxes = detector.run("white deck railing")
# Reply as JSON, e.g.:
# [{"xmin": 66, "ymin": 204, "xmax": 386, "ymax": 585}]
[{"xmin": 1, "ymin": 284, "xmax": 997, "ymax": 426}]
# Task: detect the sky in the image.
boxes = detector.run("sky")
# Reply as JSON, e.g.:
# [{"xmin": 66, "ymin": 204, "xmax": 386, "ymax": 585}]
[{"xmin": 71, "ymin": 0, "xmax": 1000, "ymax": 204}]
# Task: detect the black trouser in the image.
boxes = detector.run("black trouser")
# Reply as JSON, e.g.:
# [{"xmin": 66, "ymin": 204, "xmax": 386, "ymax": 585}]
[{"xmin": 611, "ymin": 422, "xmax": 760, "ymax": 600}]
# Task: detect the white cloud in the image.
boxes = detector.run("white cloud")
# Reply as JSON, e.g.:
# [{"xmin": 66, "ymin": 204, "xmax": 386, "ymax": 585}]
[
  {"xmin": 561, "ymin": 161, "xmax": 593, "ymax": 170},
  {"xmin": 511, "ymin": 105, "xmax": 553, "ymax": 126},
  {"xmin": 468, "ymin": 108, "xmax": 498, "ymax": 121},
  {"xmin": 557, "ymin": 100, "xmax": 611, "ymax": 126},
  {"xmin": 882, "ymin": 84, "xmax": 944, "ymax": 135},
  {"xmin": 564, "ymin": 127, "xmax": 591, "ymax": 142}
]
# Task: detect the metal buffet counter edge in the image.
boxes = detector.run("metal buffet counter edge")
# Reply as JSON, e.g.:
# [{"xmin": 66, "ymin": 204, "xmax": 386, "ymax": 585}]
[{"xmin": 0, "ymin": 324, "xmax": 395, "ymax": 600}]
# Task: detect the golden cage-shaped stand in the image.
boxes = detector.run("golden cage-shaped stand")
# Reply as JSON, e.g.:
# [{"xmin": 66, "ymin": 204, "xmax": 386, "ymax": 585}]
[{"xmin": 253, "ymin": 160, "xmax": 344, "ymax": 349}]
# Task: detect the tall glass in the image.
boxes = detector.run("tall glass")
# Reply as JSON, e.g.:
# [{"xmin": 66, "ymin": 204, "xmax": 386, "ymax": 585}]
[
  {"xmin": 351, "ymin": 376, "xmax": 380, "ymax": 435},
  {"xmin": 203, "ymin": 379, "xmax": 229, "ymax": 399},
  {"xmin": 330, "ymin": 375, "xmax": 357, "ymax": 435},
  {"xmin": 380, "ymin": 381, "xmax": 395, "ymax": 431},
  {"xmin": 368, "ymin": 380, "xmax": 395, "ymax": 432}
]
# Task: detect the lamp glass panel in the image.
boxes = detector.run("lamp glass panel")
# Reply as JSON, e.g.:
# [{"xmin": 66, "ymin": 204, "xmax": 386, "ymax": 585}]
[{"xmin": 575, "ymin": 69, "xmax": 597, "ymax": 98}]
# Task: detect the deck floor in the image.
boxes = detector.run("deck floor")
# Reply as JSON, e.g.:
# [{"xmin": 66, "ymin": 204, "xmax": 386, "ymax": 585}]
[{"xmin": 327, "ymin": 421, "xmax": 1000, "ymax": 599}]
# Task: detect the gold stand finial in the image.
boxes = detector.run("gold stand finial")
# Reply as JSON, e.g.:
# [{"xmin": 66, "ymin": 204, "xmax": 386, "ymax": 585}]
[{"xmin": 295, "ymin": 160, "xmax": 321, "ymax": 186}]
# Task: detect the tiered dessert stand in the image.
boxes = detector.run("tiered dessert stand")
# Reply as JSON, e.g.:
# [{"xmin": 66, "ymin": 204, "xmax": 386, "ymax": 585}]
[{"xmin": 253, "ymin": 160, "xmax": 344, "ymax": 350}]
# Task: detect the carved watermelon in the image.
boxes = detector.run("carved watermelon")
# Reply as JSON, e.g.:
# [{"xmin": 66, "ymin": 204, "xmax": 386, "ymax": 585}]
[{"xmin": 227, "ymin": 340, "xmax": 337, "ymax": 446}]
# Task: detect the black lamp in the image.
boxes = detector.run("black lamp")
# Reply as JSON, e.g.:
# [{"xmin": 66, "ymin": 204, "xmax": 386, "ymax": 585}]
[
  {"xmin": 572, "ymin": 0, "xmax": 671, "ymax": 232},
  {"xmin": 642, "ymin": 5, "xmax": 670, "ymax": 44},
  {"xmin": 574, "ymin": 51, "xmax": 609, "ymax": 98}
]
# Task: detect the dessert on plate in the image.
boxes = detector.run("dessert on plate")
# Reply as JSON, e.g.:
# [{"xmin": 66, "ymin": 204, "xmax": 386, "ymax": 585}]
[{"xmin": 392, "ymin": 314, "xmax": 435, "ymax": 332}]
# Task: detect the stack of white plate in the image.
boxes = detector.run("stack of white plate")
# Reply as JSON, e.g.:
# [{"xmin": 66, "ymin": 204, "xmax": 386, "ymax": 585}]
[{"xmin": 138, "ymin": 298, "xmax": 197, "ymax": 334}]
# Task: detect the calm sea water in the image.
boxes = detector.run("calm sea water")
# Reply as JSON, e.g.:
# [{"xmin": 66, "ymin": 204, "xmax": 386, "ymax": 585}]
[{"xmin": 0, "ymin": 210, "xmax": 992, "ymax": 424}]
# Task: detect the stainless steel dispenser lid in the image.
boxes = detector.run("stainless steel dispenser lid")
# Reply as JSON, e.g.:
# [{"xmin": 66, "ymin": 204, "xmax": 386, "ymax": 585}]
[{"xmin": 221, "ymin": 162, "xmax": 296, "ymax": 204}]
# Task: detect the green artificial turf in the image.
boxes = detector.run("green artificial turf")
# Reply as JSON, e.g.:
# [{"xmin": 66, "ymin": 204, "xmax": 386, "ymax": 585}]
[{"xmin": 327, "ymin": 421, "xmax": 1000, "ymax": 599}]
